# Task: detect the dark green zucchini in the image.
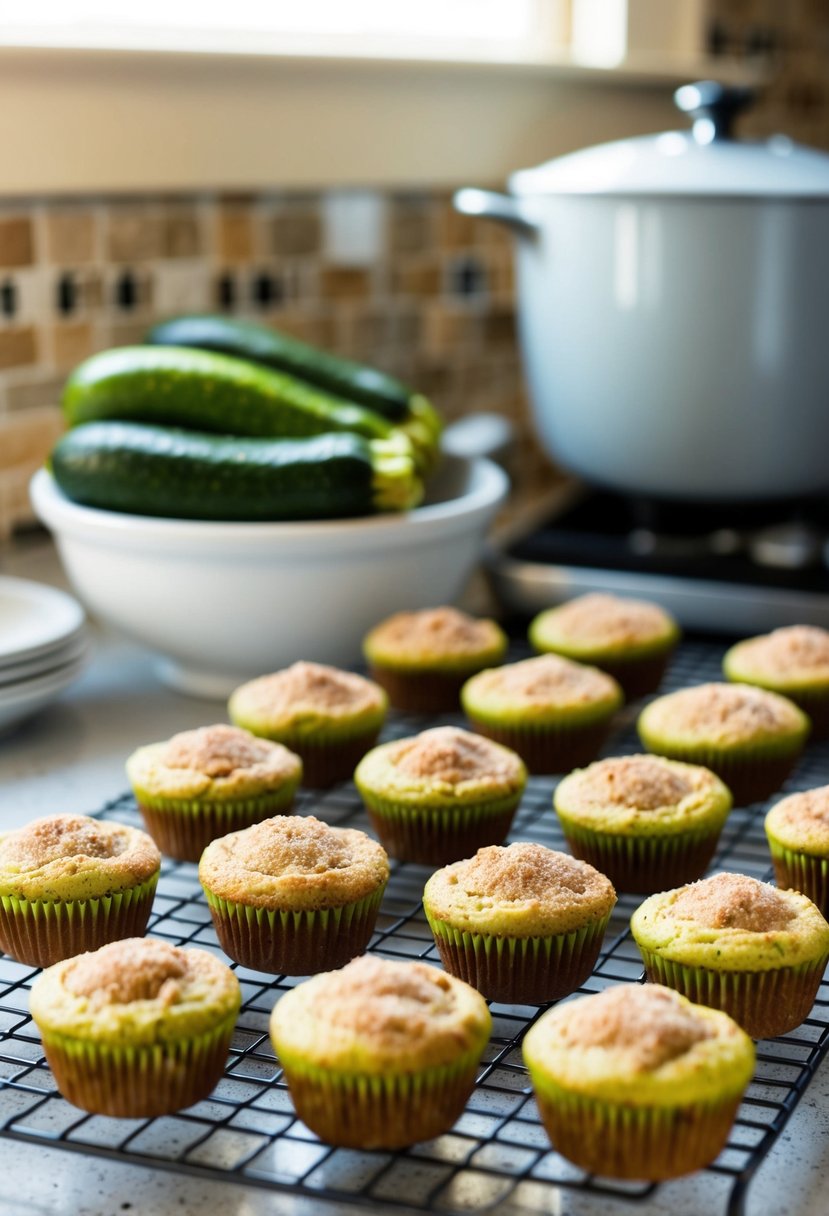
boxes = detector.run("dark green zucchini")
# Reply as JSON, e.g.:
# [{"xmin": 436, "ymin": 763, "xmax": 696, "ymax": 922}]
[
  {"xmin": 145, "ymin": 315, "xmax": 443, "ymax": 465},
  {"xmin": 51, "ymin": 421, "xmax": 422, "ymax": 520},
  {"xmin": 63, "ymin": 346, "xmax": 396, "ymax": 443}
]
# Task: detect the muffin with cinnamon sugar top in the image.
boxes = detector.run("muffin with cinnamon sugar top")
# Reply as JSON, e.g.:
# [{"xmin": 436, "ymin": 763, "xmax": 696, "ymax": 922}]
[
  {"xmin": 363, "ymin": 605, "xmax": 507, "ymax": 712},
  {"xmin": 127, "ymin": 723, "xmax": 302, "ymax": 861},
  {"xmin": 269, "ymin": 955, "xmax": 490, "ymax": 1148},
  {"xmin": 30, "ymin": 937, "xmax": 240, "ymax": 1116},
  {"xmin": 637, "ymin": 681, "xmax": 809, "ymax": 805},
  {"xmin": 523, "ymin": 983, "xmax": 754, "ymax": 1179},
  {"xmin": 229, "ymin": 661, "xmax": 387, "ymax": 787},
  {"xmin": 631, "ymin": 871, "xmax": 829, "ymax": 1037},
  {"xmin": 424, "ymin": 843, "xmax": 616, "ymax": 1003},
  {"xmin": 461, "ymin": 653, "xmax": 622, "ymax": 774},
  {"xmin": 354, "ymin": 725, "xmax": 526, "ymax": 864},
  {"xmin": 766, "ymin": 785, "xmax": 829, "ymax": 915}
]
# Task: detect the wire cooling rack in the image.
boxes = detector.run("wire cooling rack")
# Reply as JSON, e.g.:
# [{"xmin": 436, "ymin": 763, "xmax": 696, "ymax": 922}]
[{"xmin": 1, "ymin": 639, "xmax": 829, "ymax": 1216}]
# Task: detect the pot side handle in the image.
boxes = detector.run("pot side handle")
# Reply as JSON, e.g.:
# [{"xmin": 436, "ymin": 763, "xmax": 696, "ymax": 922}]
[{"xmin": 453, "ymin": 188, "xmax": 539, "ymax": 238}]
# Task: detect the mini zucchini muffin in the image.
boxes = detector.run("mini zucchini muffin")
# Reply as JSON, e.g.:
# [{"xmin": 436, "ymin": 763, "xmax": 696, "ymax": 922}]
[
  {"xmin": 199, "ymin": 815, "xmax": 389, "ymax": 974},
  {"xmin": 30, "ymin": 937, "xmax": 241, "ymax": 1117},
  {"xmin": 522, "ymin": 983, "xmax": 754, "ymax": 1180},
  {"xmin": 228, "ymin": 661, "xmax": 387, "ymax": 788},
  {"xmin": 269, "ymin": 954, "xmax": 491, "ymax": 1148},
  {"xmin": 766, "ymin": 785, "xmax": 829, "ymax": 916},
  {"xmin": 723, "ymin": 625, "xmax": 829, "ymax": 739},
  {"xmin": 631, "ymin": 872, "xmax": 829, "ymax": 1038},
  {"xmin": 363, "ymin": 606, "xmax": 508, "ymax": 713},
  {"xmin": 553, "ymin": 755, "xmax": 732, "ymax": 893},
  {"xmin": 423, "ymin": 843, "xmax": 616, "ymax": 1004},
  {"xmin": 637, "ymin": 682, "xmax": 809, "ymax": 806},
  {"xmin": 354, "ymin": 725, "xmax": 526, "ymax": 865},
  {"xmin": 461, "ymin": 654, "xmax": 622, "ymax": 774},
  {"xmin": 0, "ymin": 815, "xmax": 160, "ymax": 968},
  {"xmin": 529, "ymin": 593, "xmax": 680, "ymax": 699},
  {"xmin": 127, "ymin": 724, "xmax": 302, "ymax": 862}
]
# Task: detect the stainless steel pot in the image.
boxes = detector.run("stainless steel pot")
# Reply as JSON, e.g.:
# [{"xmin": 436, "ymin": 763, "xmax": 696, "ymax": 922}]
[{"xmin": 456, "ymin": 83, "xmax": 829, "ymax": 502}]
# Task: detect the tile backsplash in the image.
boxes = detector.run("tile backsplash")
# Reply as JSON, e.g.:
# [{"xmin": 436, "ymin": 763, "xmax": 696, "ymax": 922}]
[{"xmin": 0, "ymin": 190, "xmax": 552, "ymax": 538}]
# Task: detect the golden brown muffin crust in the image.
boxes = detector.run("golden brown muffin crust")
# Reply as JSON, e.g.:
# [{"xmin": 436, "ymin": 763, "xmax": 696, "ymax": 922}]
[
  {"xmin": 390, "ymin": 726, "xmax": 522, "ymax": 787},
  {"xmin": 236, "ymin": 661, "xmax": 384, "ymax": 720},
  {"xmin": 368, "ymin": 607, "xmax": 501, "ymax": 658},
  {"xmin": 448, "ymin": 843, "xmax": 608, "ymax": 904},
  {"xmin": 555, "ymin": 984, "xmax": 714, "ymax": 1071},
  {"xmin": 542, "ymin": 593, "xmax": 673, "ymax": 648},
  {"xmin": 670, "ymin": 873, "xmax": 796, "ymax": 933},
  {"xmin": 651, "ymin": 683, "xmax": 803, "ymax": 742},
  {"xmin": 470, "ymin": 654, "xmax": 617, "ymax": 708},
  {"xmin": 770, "ymin": 787, "xmax": 829, "ymax": 833},
  {"xmin": 570, "ymin": 755, "xmax": 694, "ymax": 811},
  {"xmin": 161, "ymin": 725, "xmax": 298, "ymax": 781},
  {"xmin": 734, "ymin": 626, "xmax": 829, "ymax": 679},
  {"xmin": 199, "ymin": 815, "xmax": 389, "ymax": 910},
  {"xmin": 65, "ymin": 939, "xmax": 193, "ymax": 1005},
  {"xmin": 0, "ymin": 815, "xmax": 160, "ymax": 891}
]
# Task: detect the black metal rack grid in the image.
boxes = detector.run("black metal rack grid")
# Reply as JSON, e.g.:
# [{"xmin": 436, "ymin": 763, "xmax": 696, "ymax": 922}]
[{"xmin": 1, "ymin": 639, "xmax": 829, "ymax": 1216}]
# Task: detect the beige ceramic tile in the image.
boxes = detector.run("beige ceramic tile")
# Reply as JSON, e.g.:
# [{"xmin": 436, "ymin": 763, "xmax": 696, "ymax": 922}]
[
  {"xmin": 0, "ymin": 327, "xmax": 37, "ymax": 370},
  {"xmin": 0, "ymin": 218, "xmax": 34, "ymax": 268},
  {"xmin": 6, "ymin": 373, "xmax": 66, "ymax": 412},
  {"xmin": 45, "ymin": 210, "xmax": 97, "ymax": 264},
  {"xmin": 51, "ymin": 322, "xmax": 96, "ymax": 371}
]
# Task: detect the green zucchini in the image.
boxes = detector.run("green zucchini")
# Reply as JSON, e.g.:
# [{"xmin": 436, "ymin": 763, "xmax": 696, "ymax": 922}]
[
  {"xmin": 145, "ymin": 314, "xmax": 443, "ymax": 464},
  {"xmin": 51, "ymin": 421, "xmax": 422, "ymax": 521},
  {"xmin": 63, "ymin": 346, "xmax": 397, "ymax": 444}
]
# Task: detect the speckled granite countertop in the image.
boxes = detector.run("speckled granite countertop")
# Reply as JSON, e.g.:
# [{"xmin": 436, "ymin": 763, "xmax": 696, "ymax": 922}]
[{"xmin": 1, "ymin": 536, "xmax": 828, "ymax": 1216}]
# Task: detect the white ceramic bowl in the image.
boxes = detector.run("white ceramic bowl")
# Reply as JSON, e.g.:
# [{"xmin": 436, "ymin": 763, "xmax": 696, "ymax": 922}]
[{"xmin": 31, "ymin": 456, "xmax": 508, "ymax": 698}]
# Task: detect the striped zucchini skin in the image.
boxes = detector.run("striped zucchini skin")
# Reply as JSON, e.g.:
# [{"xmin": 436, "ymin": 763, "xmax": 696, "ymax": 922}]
[
  {"xmin": 62, "ymin": 346, "xmax": 395, "ymax": 443},
  {"xmin": 51, "ymin": 421, "xmax": 420, "ymax": 521},
  {"xmin": 146, "ymin": 314, "xmax": 411, "ymax": 420}
]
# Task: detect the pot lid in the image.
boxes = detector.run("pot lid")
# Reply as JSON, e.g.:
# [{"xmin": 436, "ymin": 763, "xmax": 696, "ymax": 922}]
[{"xmin": 510, "ymin": 81, "xmax": 829, "ymax": 199}]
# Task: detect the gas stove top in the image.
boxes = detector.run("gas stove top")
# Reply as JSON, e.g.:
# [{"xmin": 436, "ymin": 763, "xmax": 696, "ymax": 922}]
[{"xmin": 487, "ymin": 486, "xmax": 829, "ymax": 633}]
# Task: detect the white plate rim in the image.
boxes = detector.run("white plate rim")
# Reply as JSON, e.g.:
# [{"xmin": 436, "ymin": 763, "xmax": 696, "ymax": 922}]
[{"xmin": 0, "ymin": 575, "xmax": 86, "ymax": 666}]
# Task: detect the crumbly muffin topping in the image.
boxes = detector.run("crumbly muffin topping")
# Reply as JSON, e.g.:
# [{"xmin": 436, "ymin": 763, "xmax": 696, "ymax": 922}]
[
  {"xmin": 536, "ymin": 594, "xmax": 674, "ymax": 649},
  {"xmin": 270, "ymin": 955, "xmax": 491, "ymax": 1073},
  {"xmin": 366, "ymin": 607, "xmax": 504, "ymax": 663},
  {"xmin": 199, "ymin": 816, "xmax": 389, "ymax": 910},
  {"xmin": 641, "ymin": 682, "xmax": 807, "ymax": 747},
  {"xmin": 0, "ymin": 815, "xmax": 160, "ymax": 902},
  {"xmin": 65, "ymin": 939, "xmax": 188, "ymax": 1006},
  {"xmin": 233, "ymin": 662, "xmax": 385, "ymax": 721},
  {"xmin": 424, "ymin": 843, "xmax": 615, "ymax": 937},
  {"xmin": 468, "ymin": 654, "xmax": 618, "ymax": 708},
  {"xmin": 161, "ymin": 725, "xmax": 282, "ymax": 778},
  {"xmin": 556, "ymin": 984, "xmax": 713, "ymax": 1071},
  {"xmin": 729, "ymin": 626, "xmax": 829, "ymax": 682},
  {"xmin": 392, "ymin": 727, "xmax": 520, "ymax": 786},
  {"xmin": 669, "ymin": 873, "xmax": 796, "ymax": 932},
  {"xmin": 569, "ymin": 755, "xmax": 693, "ymax": 811}
]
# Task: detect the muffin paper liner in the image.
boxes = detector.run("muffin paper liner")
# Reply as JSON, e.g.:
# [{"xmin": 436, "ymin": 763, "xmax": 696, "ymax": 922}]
[
  {"xmin": 0, "ymin": 873, "xmax": 159, "ymax": 969},
  {"xmin": 767, "ymin": 838, "xmax": 829, "ymax": 918},
  {"xmin": 368, "ymin": 666, "xmax": 477, "ymax": 714},
  {"xmin": 359, "ymin": 790, "xmax": 521, "ymax": 865},
  {"xmin": 786, "ymin": 689, "xmax": 829, "ymax": 740},
  {"xmin": 557, "ymin": 819, "xmax": 722, "ymax": 894},
  {"xmin": 636, "ymin": 742, "xmax": 803, "ymax": 807},
  {"xmin": 466, "ymin": 717, "xmax": 613, "ymax": 776},
  {"xmin": 425, "ymin": 912, "xmax": 610, "ymax": 1004},
  {"xmin": 287, "ymin": 729, "xmax": 382, "ymax": 789},
  {"xmin": 137, "ymin": 788, "xmax": 298, "ymax": 862},
  {"xmin": 204, "ymin": 885, "xmax": 386, "ymax": 974},
  {"xmin": 637, "ymin": 946, "xmax": 829, "ymax": 1039},
  {"xmin": 38, "ymin": 1013, "xmax": 236, "ymax": 1118},
  {"xmin": 527, "ymin": 1071, "xmax": 742, "ymax": 1180},
  {"xmin": 276, "ymin": 1047, "xmax": 482, "ymax": 1149}
]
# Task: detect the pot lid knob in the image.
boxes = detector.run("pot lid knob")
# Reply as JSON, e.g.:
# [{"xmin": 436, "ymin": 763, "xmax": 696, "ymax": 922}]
[{"xmin": 674, "ymin": 80, "xmax": 756, "ymax": 144}]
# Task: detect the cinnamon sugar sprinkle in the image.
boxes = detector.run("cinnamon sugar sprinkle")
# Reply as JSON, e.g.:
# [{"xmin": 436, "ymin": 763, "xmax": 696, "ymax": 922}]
[
  {"xmin": 653, "ymin": 683, "xmax": 803, "ymax": 738},
  {"xmin": 0, "ymin": 815, "xmax": 129, "ymax": 868},
  {"xmin": 449, "ymin": 843, "xmax": 608, "ymax": 905},
  {"xmin": 772, "ymin": 786, "xmax": 829, "ymax": 831},
  {"xmin": 230, "ymin": 816, "xmax": 357, "ymax": 876},
  {"xmin": 471, "ymin": 654, "xmax": 617, "ymax": 706},
  {"xmin": 545, "ymin": 593, "xmax": 671, "ymax": 647},
  {"xmin": 65, "ymin": 939, "xmax": 189, "ymax": 1007},
  {"xmin": 162, "ymin": 725, "xmax": 279, "ymax": 778},
  {"xmin": 369, "ymin": 607, "xmax": 499, "ymax": 656},
  {"xmin": 571, "ymin": 755, "xmax": 694, "ymax": 811},
  {"xmin": 736, "ymin": 626, "xmax": 829, "ymax": 678},
  {"xmin": 557, "ymin": 985, "xmax": 713, "ymax": 1071},
  {"xmin": 237, "ymin": 661, "xmax": 383, "ymax": 718},
  {"xmin": 390, "ymin": 726, "xmax": 522, "ymax": 785},
  {"xmin": 670, "ymin": 873, "xmax": 796, "ymax": 933}
]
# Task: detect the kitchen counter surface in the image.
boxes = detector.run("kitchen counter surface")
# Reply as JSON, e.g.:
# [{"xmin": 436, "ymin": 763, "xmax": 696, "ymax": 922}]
[{"xmin": 1, "ymin": 535, "xmax": 828, "ymax": 1216}]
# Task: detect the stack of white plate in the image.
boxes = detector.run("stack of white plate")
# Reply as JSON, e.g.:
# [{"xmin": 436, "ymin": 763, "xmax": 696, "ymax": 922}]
[{"xmin": 0, "ymin": 576, "xmax": 89, "ymax": 735}]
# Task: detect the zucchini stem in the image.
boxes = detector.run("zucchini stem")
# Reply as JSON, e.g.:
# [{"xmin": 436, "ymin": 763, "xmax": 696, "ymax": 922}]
[{"xmin": 370, "ymin": 437, "xmax": 423, "ymax": 512}]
